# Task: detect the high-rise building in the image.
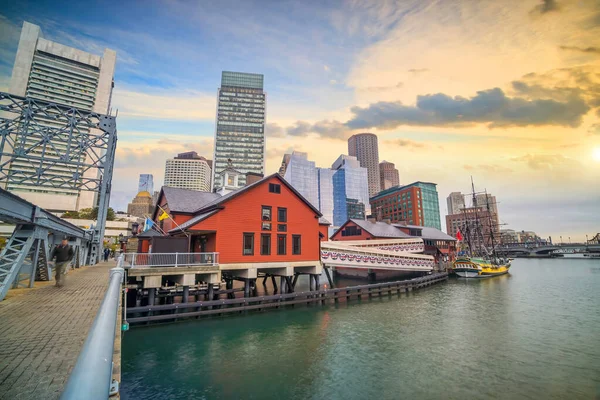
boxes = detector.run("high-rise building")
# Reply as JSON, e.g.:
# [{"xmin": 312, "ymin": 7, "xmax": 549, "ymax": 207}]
[
  {"xmin": 331, "ymin": 155, "xmax": 370, "ymax": 226},
  {"xmin": 446, "ymin": 207, "xmax": 497, "ymax": 249},
  {"xmin": 404, "ymin": 182, "xmax": 441, "ymax": 230},
  {"xmin": 282, "ymin": 152, "xmax": 318, "ymax": 207},
  {"xmin": 447, "ymin": 192, "xmax": 465, "ymax": 215},
  {"xmin": 317, "ymin": 168, "xmax": 335, "ymax": 225},
  {"xmin": 5, "ymin": 21, "xmax": 116, "ymax": 212},
  {"xmin": 370, "ymin": 185, "xmax": 423, "ymax": 225},
  {"xmin": 212, "ymin": 71, "xmax": 266, "ymax": 191},
  {"xmin": 138, "ymin": 174, "xmax": 154, "ymax": 194},
  {"xmin": 127, "ymin": 191, "xmax": 154, "ymax": 218},
  {"xmin": 278, "ymin": 154, "xmax": 291, "ymax": 176},
  {"xmin": 379, "ymin": 160, "xmax": 399, "ymax": 190},
  {"xmin": 164, "ymin": 152, "xmax": 212, "ymax": 192},
  {"xmin": 476, "ymin": 193, "xmax": 499, "ymax": 226},
  {"xmin": 348, "ymin": 133, "xmax": 380, "ymax": 197}
]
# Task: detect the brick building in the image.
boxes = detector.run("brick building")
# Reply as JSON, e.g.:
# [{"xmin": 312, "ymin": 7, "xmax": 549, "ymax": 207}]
[
  {"xmin": 445, "ymin": 207, "xmax": 498, "ymax": 249},
  {"xmin": 379, "ymin": 160, "xmax": 399, "ymax": 190},
  {"xmin": 127, "ymin": 191, "xmax": 154, "ymax": 218},
  {"xmin": 370, "ymin": 185, "xmax": 422, "ymax": 225}
]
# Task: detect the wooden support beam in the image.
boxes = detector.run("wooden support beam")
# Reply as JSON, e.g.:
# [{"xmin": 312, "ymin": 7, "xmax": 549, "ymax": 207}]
[
  {"xmin": 271, "ymin": 275, "xmax": 278, "ymax": 293},
  {"xmin": 182, "ymin": 286, "xmax": 189, "ymax": 303},
  {"xmin": 243, "ymin": 279, "xmax": 250, "ymax": 298},
  {"xmin": 285, "ymin": 276, "xmax": 293, "ymax": 293},
  {"xmin": 324, "ymin": 267, "xmax": 334, "ymax": 288}
]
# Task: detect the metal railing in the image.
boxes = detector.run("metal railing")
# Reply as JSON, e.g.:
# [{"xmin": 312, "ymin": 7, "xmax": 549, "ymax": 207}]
[
  {"xmin": 122, "ymin": 252, "xmax": 219, "ymax": 268},
  {"xmin": 60, "ymin": 255, "xmax": 124, "ymax": 400}
]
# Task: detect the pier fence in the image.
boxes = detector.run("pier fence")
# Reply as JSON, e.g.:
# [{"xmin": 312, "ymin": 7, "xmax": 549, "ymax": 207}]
[
  {"xmin": 60, "ymin": 256, "xmax": 125, "ymax": 400},
  {"xmin": 126, "ymin": 272, "xmax": 448, "ymax": 325}
]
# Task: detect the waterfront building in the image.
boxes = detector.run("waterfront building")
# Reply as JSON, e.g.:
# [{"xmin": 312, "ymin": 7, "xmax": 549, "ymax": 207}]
[
  {"xmin": 138, "ymin": 174, "xmax": 154, "ymax": 194},
  {"xmin": 127, "ymin": 191, "xmax": 154, "ymax": 218},
  {"xmin": 369, "ymin": 181, "xmax": 441, "ymax": 229},
  {"xmin": 164, "ymin": 152, "xmax": 212, "ymax": 192},
  {"xmin": 331, "ymin": 155, "xmax": 370, "ymax": 227},
  {"xmin": 153, "ymin": 174, "xmax": 329, "ymax": 270},
  {"xmin": 282, "ymin": 152, "xmax": 319, "ymax": 208},
  {"xmin": 348, "ymin": 133, "xmax": 380, "ymax": 197},
  {"xmin": 446, "ymin": 192, "xmax": 465, "ymax": 215},
  {"xmin": 212, "ymin": 71, "xmax": 266, "ymax": 191},
  {"xmin": 5, "ymin": 21, "xmax": 116, "ymax": 213},
  {"xmin": 379, "ymin": 161, "xmax": 400, "ymax": 190},
  {"xmin": 331, "ymin": 218, "xmax": 457, "ymax": 261}
]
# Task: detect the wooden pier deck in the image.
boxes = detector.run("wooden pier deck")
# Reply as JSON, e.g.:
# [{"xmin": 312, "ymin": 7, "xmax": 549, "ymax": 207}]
[{"xmin": 0, "ymin": 261, "xmax": 118, "ymax": 400}]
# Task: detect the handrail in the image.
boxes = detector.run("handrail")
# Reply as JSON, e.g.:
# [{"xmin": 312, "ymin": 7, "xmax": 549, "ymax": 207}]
[
  {"xmin": 60, "ymin": 255, "xmax": 124, "ymax": 400},
  {"xmin": 122, "ymin": 252, "xmax": 219, "ymax": 268}
]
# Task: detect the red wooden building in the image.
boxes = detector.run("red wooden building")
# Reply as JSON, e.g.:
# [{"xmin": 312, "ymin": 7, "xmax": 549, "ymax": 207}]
[{"xmin": 152, "ymin": 174, "xmax": 330, "ymax": 274}]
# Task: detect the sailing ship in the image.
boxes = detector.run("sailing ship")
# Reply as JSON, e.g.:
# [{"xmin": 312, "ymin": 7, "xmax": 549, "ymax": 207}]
[{"xmin": 452, "ymin": 179, "xmax": 511, "ymax": 278}]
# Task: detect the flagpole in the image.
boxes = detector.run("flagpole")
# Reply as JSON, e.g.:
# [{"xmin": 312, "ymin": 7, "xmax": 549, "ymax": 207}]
[
  {"xmin": 143, "ymin": 215, "xmax": 167, "ymax": 236},
  {"xmin": 157, "ymin": 205, "xmax": 189, "ymax": 238}
]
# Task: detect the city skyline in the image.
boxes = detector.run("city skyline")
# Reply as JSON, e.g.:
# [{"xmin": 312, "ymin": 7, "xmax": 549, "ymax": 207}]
[{"xmin": 1, "ymin": 1, "xmax": 599, "ymax": 240}]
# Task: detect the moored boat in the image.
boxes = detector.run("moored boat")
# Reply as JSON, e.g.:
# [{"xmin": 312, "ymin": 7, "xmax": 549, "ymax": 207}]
[{"xmin": 453, "ymin": 256, "xmax": 510, "ymax": 278}]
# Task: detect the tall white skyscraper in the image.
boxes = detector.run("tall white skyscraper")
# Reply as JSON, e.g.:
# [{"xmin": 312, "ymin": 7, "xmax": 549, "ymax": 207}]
[
  {"xmin": 212, "ymin": 71, "xmax": 266, "ymax": 191},
  {"xmin": 5, "ymin": 21, "xmax": 116, "ymax": 212},
  {"xmin": 447, "ymin": 192, "xmax": 465, "ymax": 215},
  {"xmin": 164, "ymin": 152, "xmax": 212, "ymax": 192}
]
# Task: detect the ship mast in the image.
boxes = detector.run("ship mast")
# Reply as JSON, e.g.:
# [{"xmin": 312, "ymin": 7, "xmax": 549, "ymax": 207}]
[{"xmin": 484, "ymin": 189, "xmax": 499, "ymax": 262}]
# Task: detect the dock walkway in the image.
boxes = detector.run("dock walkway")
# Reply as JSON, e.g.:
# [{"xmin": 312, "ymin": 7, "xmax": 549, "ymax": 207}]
[{"xmin": 0, "ymin": 261, "xmax": 116, "ymax": 400}]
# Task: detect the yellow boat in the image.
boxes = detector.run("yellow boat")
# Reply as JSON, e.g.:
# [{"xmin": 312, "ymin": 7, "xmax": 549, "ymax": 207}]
[{"xmin": 453, "ymin": 256, "xmax": 510, "ymax": 278}]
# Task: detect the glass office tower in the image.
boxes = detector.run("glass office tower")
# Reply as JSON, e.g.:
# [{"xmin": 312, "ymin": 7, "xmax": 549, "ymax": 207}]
[
  {"xmin": 331, "ymin": 155, "xmax": 370, "ymax": 227},
  {"xmin": 318, "ymin": 168, "xmax": 335, "ymax": 225},
  {"xmin": 282, "ymin": 152, "xmax": 318, "ymax": 207},
  {"xmin": 403, "ymin": 182, "xmax": 442, "ymax": 230},
  {"xmin": 212, "ymin": 71, "xmax": 266, "ymax": 190}
]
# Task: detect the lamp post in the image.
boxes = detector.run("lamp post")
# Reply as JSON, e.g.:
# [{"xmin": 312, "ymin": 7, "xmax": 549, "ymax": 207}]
[{"xmin": 131, "ymin": 222, "xmax": 139, "ymax": 236}]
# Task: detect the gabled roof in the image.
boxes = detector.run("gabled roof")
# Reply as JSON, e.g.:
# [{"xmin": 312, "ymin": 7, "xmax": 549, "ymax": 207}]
[
  {"xmin": 397, "ymin": 224, "xmax": 456, "ymax": 241},
  {"xmin": 348, "ymin": 219, "xmax": 411, "ymax": 238},
  {"xmin": 193, "ymin": 173, "xmax": 322, "ymax": 216},
  {"xmin": 318, "ymin": 217, "xmax": 331, "ymax": 225},
  {"xmin": 156, "ymin": 187, "xmax": 221, "ymax": 216},
  {"xmin": 136, "ymin": 228, "xmax": 163, "ymax": 238},
  {"xmin": 167, "ymin": 210, "xmax": 219, "ymax": 234}
]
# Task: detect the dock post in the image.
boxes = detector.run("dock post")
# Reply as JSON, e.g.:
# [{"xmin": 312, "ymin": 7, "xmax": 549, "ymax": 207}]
[
  {"xmin": 285, "ymin": 276, "xmax": 293, "ymax": 293},
  {"xmin": 243, "ymin": 279, "xmax": 250, "ymax": 298},
  {"xmin": 182, "ymin": 286, "xmax": 189, "ymax": 303},
  {"xmin": 208, "ymin": 283, "xmax": 214, "ymax": 301},
  {"xmin": 314, "ymin": 275, "xmax": 320, "ymax": 291},
  {"xmin": 280, "ymin": 276, "xmax": 286, "ymax": 294},
  {"xmin": 271, "ymin": 275, "xmax": 278, "ymax": 293},
  {"xmin": 292, "ymin": 274, "xmax": 299, "ymax": 289},
  {"xmin": 148, "ymin": 288, "xmax": 156, "ymax": 306},
  {"xmin": 309, "ymin": 275, "xmax": 314, "ymax": 292},
  {"xmin": 324, "ymin": 267, "xmax": 334, "ymax": 288}
]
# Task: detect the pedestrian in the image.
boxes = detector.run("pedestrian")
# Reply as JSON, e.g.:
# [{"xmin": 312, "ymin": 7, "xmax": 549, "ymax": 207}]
[
  {"xmin": 50, "ymin": 237, "xmax": 74, "ymax": 287},
  {"xmin": 103, "ymin": 247, "xmax": 110, "ymax": 262}
]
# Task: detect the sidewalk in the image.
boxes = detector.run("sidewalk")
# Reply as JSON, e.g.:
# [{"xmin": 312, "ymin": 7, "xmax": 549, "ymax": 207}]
[{"xmin": 0, "ymin": 261, "xmax": 116, "ymax": 400}]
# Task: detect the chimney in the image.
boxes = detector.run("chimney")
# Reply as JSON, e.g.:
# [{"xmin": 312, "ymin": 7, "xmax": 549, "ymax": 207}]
[
  {"xmin": 383, "ymin": 218, "xmax": 391, "ymax": 225},
  {"xmin": 245, "ymin": 172, "xmax": 264, "ymax": 186}
]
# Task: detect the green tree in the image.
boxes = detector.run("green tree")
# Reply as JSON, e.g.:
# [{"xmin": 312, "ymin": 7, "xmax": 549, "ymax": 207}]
[
  {"xmin": 61, "ymin": 210, "xmax": 80, "ymax": 219},
  {"xmin": 61, "ymin": 207, "xmax": 115, "ymax": 221}
]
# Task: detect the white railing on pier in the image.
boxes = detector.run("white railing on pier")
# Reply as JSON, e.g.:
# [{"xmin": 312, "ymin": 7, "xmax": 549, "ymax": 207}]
[
  {"xmin": 122, "ymin": 252, "xmax": 219, "ymax": 268},
  {"xmin": 328, "ymin": 238, "xmax": 425, "ymax": 254}
]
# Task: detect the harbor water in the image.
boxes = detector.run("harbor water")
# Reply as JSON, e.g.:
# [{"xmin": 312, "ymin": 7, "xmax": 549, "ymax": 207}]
[{"xmin": 121, "ymin": 258, "xmax": 600, "ymax": 399}]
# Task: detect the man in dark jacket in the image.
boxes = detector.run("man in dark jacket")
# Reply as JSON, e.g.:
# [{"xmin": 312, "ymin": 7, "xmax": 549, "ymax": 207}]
[{"xmin": 50, "ymin": 237, "xmax": 74, "ymax": 287}]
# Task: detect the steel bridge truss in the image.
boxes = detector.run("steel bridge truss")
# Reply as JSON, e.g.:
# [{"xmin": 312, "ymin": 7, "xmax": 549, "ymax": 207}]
[{"xmin": 0, "ymin": 92, "xmax": 117, "ymax": 299}]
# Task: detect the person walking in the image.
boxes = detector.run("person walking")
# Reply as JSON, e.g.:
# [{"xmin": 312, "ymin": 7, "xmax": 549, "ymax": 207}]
[
  {"xmin": 103, "ymin": 247, "xmax": 110, "ymax": 262},
  {"xmin": 50, "ymin": 237, "xmax": 74, "ymax": 287}
]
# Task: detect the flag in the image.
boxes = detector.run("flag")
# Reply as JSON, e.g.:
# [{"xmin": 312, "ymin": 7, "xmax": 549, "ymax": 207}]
[
  {"xmin": 456, "ymin": 229, "xmax": 464, "ymax": 241},
  {"xmin": 158, "ymin": 210, "xmax": 169, "ymax": 221},
  {"xmin": 143, "ymin": 217, "xmax": 154, "ymax": 232}
]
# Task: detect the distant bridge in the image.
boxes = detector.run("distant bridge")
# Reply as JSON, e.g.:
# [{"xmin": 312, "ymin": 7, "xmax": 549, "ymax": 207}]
[{"xmin": 498, "ymin": 242, "xmax": 600, "ymax": 257}]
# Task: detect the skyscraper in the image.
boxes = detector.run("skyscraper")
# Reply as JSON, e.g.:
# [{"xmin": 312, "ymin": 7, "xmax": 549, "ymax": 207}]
[
  {"xmin": 348, "ymin": 133, "xmax": 380, "ymax": 197},
  {"xmin": 331, "ymin": 155, "xmax": 370, "ymax": 226},
  {"xmin": 138, "ymin": 174, "xmax": 154, "ymax": 194},
  {"xmin": 447, "ymin": 192, "xmax": 465, "ymax": 215},
  {"xmin": 164, "ymin": 152, "xmax": 212, "ymax": 192},
  {"xmin": 212, "ymin": 71, "xmax": 266, "ymax": 191},
  {"xmin": 379, "ymin": 160, "xmax": 399, "ymax": 190},
  {"xmin": 5, "ymin": 21, "xmax": 116, "ymax": 212},
  {"xmin": 282, "ymin": 152, "xmax": 318, "ymax": 207}
]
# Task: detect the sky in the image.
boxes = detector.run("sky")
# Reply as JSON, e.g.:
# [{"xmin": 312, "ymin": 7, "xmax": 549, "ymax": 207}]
[{"xmin": 1, "ymin": 0, "xmax": 599, "ymax": 241}]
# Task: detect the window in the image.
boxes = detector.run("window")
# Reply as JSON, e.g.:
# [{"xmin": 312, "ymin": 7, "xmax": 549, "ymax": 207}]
[
  {"xmin": 277, "ymin": 207, "xmax": 287, "ymax": 222},
  {"xmin": 292, "ymin": 235, "xmax": 301, "ymax": 255},
  {"xmin": 262, "ymin": 206, "xmax": 272, "ymax": 221},
  {"xmin": 278, "ymin": 224, "xmax": 287, "ymax": 232},
  {"xmin": 261, "ymin": 234, "xmax": 271, "ymax": 255},
  {"xmin": 243, "ymin": 233, "xmax": 254, "ymax": 255},
  {"xmin": 269, "ymin": 183, "xmax": 281, "ymax": 193},
  {"xmin": 341, "ymin": 226, "xmax": 362, "ymax": 236},
  {"xmin": 277, "ymin": 234, "xmax": 286, "ymax": 255},
  {"xmin": 262, "ymin": 222, "xmax": 271, "ymax": 230}
]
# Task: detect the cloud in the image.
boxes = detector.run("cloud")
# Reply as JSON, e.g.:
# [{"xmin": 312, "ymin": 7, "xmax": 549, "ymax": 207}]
[
  {"xmin": 346, "ymin": 88, "xmax": 590, "ymax": 129},
  {"xmin": 559, "ymin": 45, "xmax": 600, "ymax": 55},
  {"xmin": 286, "ymin": 120, "xmax": 347, "ymax": 139},
  {"xmin": 530, "ymin": 0, "xmax": 560, "ymax": 15},
  {"xmin": 385, "ymin": 139, "xmax": 426, "ymax": 148},
  {"xmin": 510, "ymin": 154, "xmax": 579, "ymax": 170},
  {"xmin": 266, "ymin": 123, "xmax": 285, "ymax": 138},
  {"xmin": 463, "ymin": 164, "xmax": 513, "ymax": 173},
  {"xmin": 589, "ymin": 123, "xmax": 600, "ymax": 135},
  {"xmin": 323, "ymin": 65, "xmax": 330, "ymax": 72},
  {"xmin": 357, "ymin": 82, "xmax": 404, "ymax": 93},
  {"xmin": 112, "ymin": 87, "xmax": 216, "ymax": 120},
  {"xmin": 408, "ymin": 68, "xmax": 429, "ymax": 74}
]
